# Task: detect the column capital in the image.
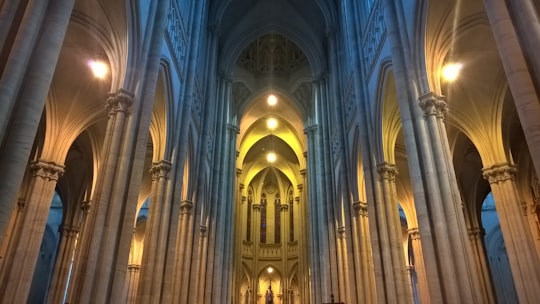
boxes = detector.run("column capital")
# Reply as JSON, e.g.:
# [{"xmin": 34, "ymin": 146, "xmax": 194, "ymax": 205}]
[
  {"xmin": 467, "ymin": 227, "xmax": 484, "ymax": 240},
  {"xmin": 81, "ymin": 200, "xmax": 91, "ymax": 213},
  {"xmin": 408, "ymin": 228, "xmax": 421, "ymax": 240},
  {"xmin": 128, "ymin": 264, "xmax": 141, "ymax": 272},
  {"xmin": 227, "ymin": 123, "xmax": 240, "ymax": 134},
  {"xmin": 60, "ymin": 224, "xmax": 80, "ymax": 237},
  {"xmin": 280, "ymin": 204, "xmax": 289, "ymax": 211},
  {"xmin": 106, "ymin": 88, "xmax": 134, "ymax": 116},
  {"xmin": 30, "ymin": 160, "xmax": 64, "ymax": 181},
  {"xmin": 377, "ymin": 162, "xmax": 398, "ymax": 181},
  {"xmin": 337, "ymin": 225, "xmax": 346, "ymax": 238},
  {"xmin": 150, "ymin": 160, "xmax": 172, "ymax": 180},
  {"xmin": 353, "ymin": 201, "xmax": 368, "ymax": 216},
  {"xmin": 303, "ymin": 124, "xmax": 319, "ymax": 134},
  {"xmin": 418, "ymin": 92, "xmax": 448, "ymax": 118},
  {"xmin": 482, "ymin": 163, "xmax": 516, "ymax": 184},
  {"xmin": 252, "ymin": 204, "xmax": 261, "ymax": 211},
  {"xmin": 200, "ymin": 225, "xmax": 207, "ymax": 237},
  {"xmin": 180, "ymin": 199, "xmax": 193, "ymax": 214}
]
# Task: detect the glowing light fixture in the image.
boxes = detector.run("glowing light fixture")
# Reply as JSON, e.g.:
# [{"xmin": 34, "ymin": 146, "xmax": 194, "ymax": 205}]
[
  {"xmin": 267, "ymin": 94, "xmax": 277, "ymax": 106},
  {"xmin": 267, "ymin": 152, "xmax": 276, "ymax": 163},
  {"xmin": 267, "ymin": 117, "xmax": 278, "ymax": 130},
  {"xmin": 88, "ymin": 59, "xmax": 108, "ymax": 79},
  {"xmin": 267, "ymin": 267, "xmax": 274, "ymax": 273},
  {"xmin": 441, "ymin": 62, "xmax": 462, "ymax": 82}
]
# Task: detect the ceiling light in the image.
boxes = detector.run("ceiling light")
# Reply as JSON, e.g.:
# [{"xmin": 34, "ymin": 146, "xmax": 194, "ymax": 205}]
[
  {"xmin": 267, "ymin": 152, "xmax": 276, "ymax": 163},
  {"xmin": 267, "ymin": 118, "xmax": 278, "ymax": 130},
  {"xmin": 88, "ymin": 59, "xmax": 108, "ymax": 79},
  {"xmin": 267, "ymin": 267, "xmax": 273, "ymax": 273},
  {"xmin": 441, "ymin": 62, "xmax": 462, "ymax": 82},
  {"xmin": 267, "ymin": 94, "xmax": 277, "ymax": 106}
]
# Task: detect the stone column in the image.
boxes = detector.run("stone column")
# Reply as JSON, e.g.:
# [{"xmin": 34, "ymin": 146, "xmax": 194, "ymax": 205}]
[
  {"xmin": 419, "ymin": 93, "xmax": 484, "ymax": 302},
  {"xmin": 408, "ymin": 228, "xmax": 429, "ymax": 304},
  {"xmin": 0, "ymin": 0, "xmax": 48, "ymax": 142},
  {"xmin": 351, "ymin": 201, "xmax": 375, "ymax": 303},
  {"xmin": 64, "ymin": 200, "xmax": 90, "ymax": 303},
  {"xmin": 483, "ymin": 164, "xmax": 540, "ymax": 302},
  {"xmin": 0, "ymin": 0, "xmax": 75, "ymax": 245},
  {"xmin": 137, "ymin": 160, "xmax": 171, "ymax": 303},
  {"xmin": 173, "ymin": 199, "xmax": 193, "ymax": 304},
  {"xmin": 47, "ymin": 224, "xmax": 80, "ymax": 304},
  {"xmin": 375, "ymin": 162, "xmax": 411, "ymax": 303},
  {"xmin": 126, "ymin": 264, "xmax": 141, "ymax": 303},
  {"xmin": 467, "ymin": 227, "xmax": 495, "ymax": 303},
  {"xmin": 75, "ymin": 89, "xmax": 133, "ymax": 302},
  {"xmin": 483, "ymin": 0, "xmax": 540, "ymax": 179},
  {"xmin": 0, "ymin": 160, "xmax": 64, "ymax": 304}
]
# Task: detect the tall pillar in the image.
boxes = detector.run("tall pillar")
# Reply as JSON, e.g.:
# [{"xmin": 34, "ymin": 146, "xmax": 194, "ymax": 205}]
[
  {"xmin": 375, "ymin": 162, "xmax": 411, "ymax": 303},
  {"xmin": 0, "ymin": 0, "xmax": 75, "ymax": 245},
  {"xmin": 467, "ymin": 226, "xmax": 496, "ymax": 303},
  {"xmin": 351, "ymin": 201, "xmax": 375, "ymax": 303},
  {"xmin": 76, "ymin": 89, "xmax": 134, "ymax": 302},
  {"xmin": 407, "ymin": 228, "xmax": 429, "ymax": 304},
  {"xmin": 47, "ymin": 224, "xmax": 80, "ymax": 304},
  {"xmin": 173, "ymin": 199, "xmax": 193, "ymax": 304},
  {"xmin": 0, "ymin": 160, "xmax": 64, "ymax": 304},
  {"xmin": 0, "ymin": 0, "xmax": 48, "ymax": 143},
  {"xmin": 137, "ymin": 160, "xmax": 171, "ymax": 303},
  {"xmin": 483, "ymin": 164, "xmax": 540, "ymax": 302},
  {"xmin": 126, "ymin": 264, "xmax": 141, "ymax": 303},
  {"xmin": 483, "ymin": 0, "xmax": 540, "ymax": 179}
]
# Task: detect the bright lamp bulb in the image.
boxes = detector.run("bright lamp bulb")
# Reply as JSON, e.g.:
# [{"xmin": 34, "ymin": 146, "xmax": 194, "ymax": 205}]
[
  {"xmin": 267, "ymin": 94, "xmax": 277, "ymax": 106},
  {"xmin": 267, "ymin": 152, "xmax": 276, "ymax": 163},
  {"xmin": 88, "ymin": 60, "xmax": 108, "ymax": 79},
  {"xmin": 267, "ymin": 118, "xmax": 278, "ymax": 130},
  {"xmin": 441, "ymin": 63, "xmax": 462, "ymax": 82},
  {"xmin": 267, "ymin": 267, "xmax": 273, "ymax": 273}
]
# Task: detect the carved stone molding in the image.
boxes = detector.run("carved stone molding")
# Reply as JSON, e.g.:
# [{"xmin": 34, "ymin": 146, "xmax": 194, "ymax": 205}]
[
  {"xmin": 237, "ymin": 33, "xmax": 308, "ymax": 75},
  {"xmin": 106, "ymin": 88, "xmax": 134, "ymax": 117},
  {"xmin": 128, "ymin": 264, "xmax": 141, "ymax": 272},
  {"xmin": 482, "ymin": 163, "xmax": 517, "ymax": 184},
  {"xmin": 180, "ymin": 199, "xmax": 193, "ymax": 215},
  {"xmin": 408, "ymin": 228, "xmax": 421, "ymax": 240},
  {"xmin": 467, "ymin": 227, "xmax": 484, "ymax": 240},
  {"xmin": 377, "ymin": 162, "xmax": 398, "ymax": 182},
  {"xmin": 60, "ymin": 225, "xmax": 80, "ymax": 238},
  {"xmin": 353, "ymin": 201, "xmax": 368, "ymax": 216},
  {"xmin": 252, "ymin": 204, "xmax": 261, "ymax": 211},
  {"xmin": 150, "ymin": 160, "xmax": 172, "ymax": 181},
  {"xmin": 280, "ymin": 204, "xmax": 289, "ymax": 212},
  {"xmin": 200, "ymin": 225, "xmax": 207, "ymax": 237},
  {"xmin": 337, "ymin": 225, "xmax": 346, "ymax": 238},
  {"xmin": 31, "ymin": 160, "xmax": 65, "ymax": 181},
  {"xmin": 418, "ymin": 92, "xmax": 448, "ymax": 119}
]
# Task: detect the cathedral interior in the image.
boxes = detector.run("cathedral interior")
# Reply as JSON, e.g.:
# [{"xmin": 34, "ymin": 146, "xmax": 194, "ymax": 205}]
[{"xmin": 1, "ymin": 0, "xmax": 540, "ymax": 303}]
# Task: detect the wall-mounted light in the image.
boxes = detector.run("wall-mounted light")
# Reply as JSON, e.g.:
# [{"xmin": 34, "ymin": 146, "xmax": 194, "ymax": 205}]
[
  {"xmin": 441, "ymin": 62, "xmax": 462, "ymax": 82},
  {"xmin": 267, "ymin": 94, "xmax": 277, "ymax": 106},
  {"xmin": 88, "ymin": 59, "xmax": 108, "ymax": 79}
]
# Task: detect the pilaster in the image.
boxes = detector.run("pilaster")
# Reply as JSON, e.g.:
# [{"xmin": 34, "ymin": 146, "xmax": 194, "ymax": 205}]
[
  {"xmin": 0, "ymin": 160, "xmax": 64, "ymax": 303},
  {"xmin": 48, "ymin": 224, "xmax": 80, "ymax": 304},
  {"xmin": 375, "ymin": 162, "xmax": 411, "ymax": 304},
  {"xmin": 483, "ymin": 163, "xmax": 540, "ymax": 302},
  {"xmin": 138, "ymin": 160, "xmax": 171, "ymax": 304},
  {"xmin": 407, "ymin": 228, "xmax": 429, "ymax": 304}
]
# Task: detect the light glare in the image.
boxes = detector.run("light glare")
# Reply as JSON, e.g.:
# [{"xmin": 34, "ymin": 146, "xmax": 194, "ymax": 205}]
[
  {"xmin": 267, "ymin": 118, "xmax": 278, "ymax": 130},
  {"xmin": 267, "ymin": 94, "xmax": 277, "ymax": 106},
  {"xmin": 88, "ymin": 60, "xmax": 108, "ymax": 79},
  {"xmin": 441, "ymin": 62, "xmax": 462, "ymax": 82},
  {"xmin": 267, "ymin": 152, "xmax": 276, "ymax": 163},
  {"xmin": 267, "ymin": 267, "xmax": 274, "ymax": 273}
]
